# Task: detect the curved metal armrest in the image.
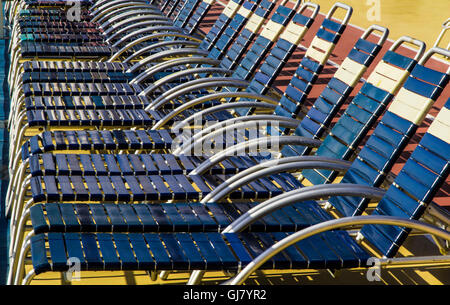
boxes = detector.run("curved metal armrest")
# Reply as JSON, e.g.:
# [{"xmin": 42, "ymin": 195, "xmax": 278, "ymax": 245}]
[
  {"xmin": 201, "ymin": 157, "xmax": 354, "ymax": 204},
  {"xmin": 151, "ymin": 91, "xmax": 278, "ymax": 129},
  {"xmin": 136, "ymin": 67, "xmax": 231, "ymax": 94},
  {"xmin": 92, "ymin": 0, "xmax": 149, "ymax": 11},
  {"xmin": 144, "ymin": 78, "xmax": 250, "ymax": 111},
  {"xmin": 101, "ymin": 10, "xmax": 162, "ymax": 30},
  {"xmin": 142, "ymin": 74, "xmax": 238, "ymax": 103},
  {"xmin": 187, "ymin": 135, "xmax": 323, "ymax": 175},
  {"xmin": 130, "ymin": 57, "xmax": 222, "ymax": 84},
  {"xmin": 174, "ymin": 113, "xmax": 295, "ymax": 154},
  {"xmin": 223, "ymin": 183, "xmax": 386, "ymax": 233},
  {"xmin": 112, "ymin": 26, "xmax": 188, "ymax": 48},
  {"xmin": 126, "ymin": 46, "xmax": 207, "ymax": 71},
  {"xmin": 124, "ymin": 41, "xmax": 201, "ymax": 64},
  {"xmin": 97, "ymin": 6, "xmax": 159, "ymax": 25},
  {"xmin": 105, "ymin": 17, "xmax": 172, "ymax": 39},
  {"xmin": 172, "ymin": 102, "xmax": 279, "ymax": 139},
  {"xmin": 137, "ymin": 69, "xmax": 231, "ymax": 94},
  {"xmin": 92, "ymin": 1, "xmax": 151, "ymax": 19},
  {"xmin": 227, "ymin": 215, "xmax": 450, "ymax": 285}
]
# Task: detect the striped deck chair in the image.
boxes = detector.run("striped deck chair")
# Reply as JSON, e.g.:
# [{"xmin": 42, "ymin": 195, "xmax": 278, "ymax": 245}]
[
  {"xmin": 11, "ymin": 100, "xmax": 449, "ymax": 284},
  {"xmin": 7, "ymin": 1, "xmax": 322, "ymax": 161}
]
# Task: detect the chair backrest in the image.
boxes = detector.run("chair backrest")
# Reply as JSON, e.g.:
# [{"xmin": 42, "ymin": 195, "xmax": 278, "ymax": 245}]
[
  {"xmin": 172, "ymin": 0, "xmax": 207, "ymax": 31},
  {"xmin": 232, "ymin": 2, "xmax": 339, "ymax": 117},
  {"xmin": 206, "ymin": 0, "xmax": 263, "ymax": 62},
  {"xmin": 162, "ymin": 0, "xmax": 185, "ymax": 18},
  {"xmin": 185, "ymin": 0, "xmax": 217, "ymax": 35},
  {"xmin": 299, "ymin": 37, "xmax": 426, "ymax": 186},
  {"xmin": 217, "ymin": 0, "xmax": 276, "ymax": 71},
  {"xmin": 241, "ymin": 2, "xmax": 321, "ymax": 98},
  {"xmin": 288, "ymin": 25, "xmax": 389, "ymax": 144},
  {"xmin": 227, "ymin": 0, "xmax": 302, "ymax": 84},
  {"xmin": 198, "ymin": 0, "xmax": 245, "ymax": 52},
  {"xmin": 268, "ymin": 3, "xmax": 354, "ymax": 121},
  {"xmin": 329, "ymin": 47, "xmax": 450, "ymax": 217},
  {"xmin": 360, "ymin": 99, "xmax": 450, "ymax": 258}
]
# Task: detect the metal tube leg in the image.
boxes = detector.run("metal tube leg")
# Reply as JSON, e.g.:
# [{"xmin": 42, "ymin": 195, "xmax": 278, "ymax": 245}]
[
  {"xmin": 13, "ymin": 240, "xmax": 31, "ymax": 285},
  {"xmin": 9, "ymin": 209, "xmax": 30, "ymax": 264},
  {"xmin": 159, "ymin": 270, "xmax": 171, "ymax": 280},
  {"xmin": 8, "ymin": 230, "xmax": 34, "ymax": 285},
  {"xmin": 21, "ymin": 270, "xmax": 36, "ymax": 286},
  {"xmin": 187, "ymin": 270, "xmax": 206, "ymax": 285}
]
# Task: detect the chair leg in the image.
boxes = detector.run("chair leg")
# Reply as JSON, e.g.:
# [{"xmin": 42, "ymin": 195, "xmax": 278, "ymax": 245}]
[
  {"xmin": 159, "ymin": 270, "xmax": 171, "ymax": 280},
  {"xmin": 187, "ymin": 270, "xmax": 206, "ymax": 285}
]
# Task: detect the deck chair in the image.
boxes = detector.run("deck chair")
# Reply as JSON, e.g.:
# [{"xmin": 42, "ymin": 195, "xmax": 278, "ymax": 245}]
[
  {"xmin": 6, "ymin": 1, "xmax": 324, "ymax": 163},
  {"xmin": 11, "ymin": 100, "xmax": 450, "ymax": 284},
  {"xmin": 7, "ymin": 23, "xmax": 388, "ymax": 210},
  {"xmin": 6, "ymin": 39, "xmax": 432, "ymax": 249}
]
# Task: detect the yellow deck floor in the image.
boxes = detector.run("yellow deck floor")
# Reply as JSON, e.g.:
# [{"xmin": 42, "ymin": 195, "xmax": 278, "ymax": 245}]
[{"xmin": 312, "ymin": 0, "xmax": 449, "ymax": 48}]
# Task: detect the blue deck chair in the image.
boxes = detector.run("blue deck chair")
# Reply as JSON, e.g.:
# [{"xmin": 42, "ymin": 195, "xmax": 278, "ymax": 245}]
[
  {"xmin": 8, "ymin": 23, "xmax": 388, "ymax": 209},
  {"xmin": 11, "ymin": 102, "xmax": 449, "ymax": 284},
  {"xmin": 7, "ymin": 1, "xmax": 323, "ymax": 162}
]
